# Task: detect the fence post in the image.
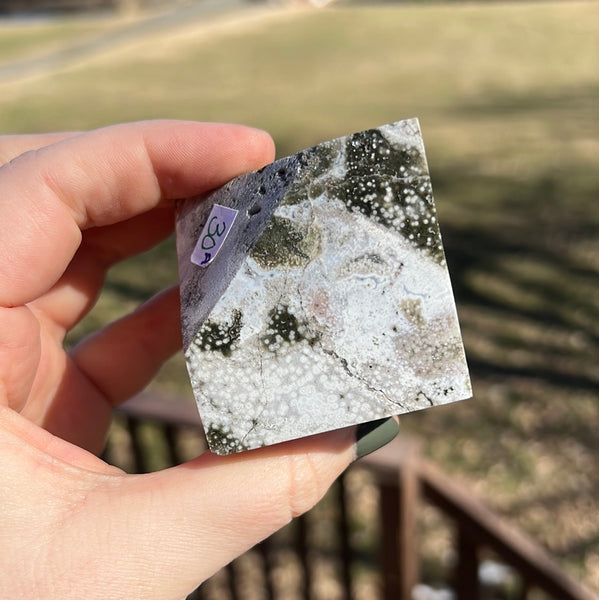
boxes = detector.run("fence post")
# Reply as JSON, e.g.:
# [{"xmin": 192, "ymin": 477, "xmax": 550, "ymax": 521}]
[
  {"xmin": 455, "ymin": 529, "xmax": 479, "ymax": 600},
  {"xmin": 378, "ymin": 437, "xmax": 420, "ymax": 600}
]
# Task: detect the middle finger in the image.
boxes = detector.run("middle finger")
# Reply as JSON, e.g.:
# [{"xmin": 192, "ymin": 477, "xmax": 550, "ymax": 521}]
[{"xmin": 30, "ymin": 205, "xmax": 176, "ymax": 338}]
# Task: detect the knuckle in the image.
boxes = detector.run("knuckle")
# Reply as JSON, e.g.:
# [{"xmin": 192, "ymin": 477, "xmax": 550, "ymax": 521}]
[{"xmin": 284, "ymin": 452, "xmax": 329, "ymax": 520}]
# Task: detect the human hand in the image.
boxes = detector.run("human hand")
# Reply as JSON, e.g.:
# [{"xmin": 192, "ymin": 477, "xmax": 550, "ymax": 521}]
[{"xmin": 0, "ymin": 121, "xmax": 368, "ymax": 600}]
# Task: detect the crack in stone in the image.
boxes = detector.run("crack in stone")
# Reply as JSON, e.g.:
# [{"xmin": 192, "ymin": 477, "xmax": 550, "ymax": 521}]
[
  {"xmin": 416, "ymin": 391, "xmax": 434, "ymax": 407},
  {"xmin": 241, "ymin": 347, "xmax": 268, "ymax": 445},
  {"xmin": 319, "ymin": 345, "xmax": 405, "ymax": 410}
]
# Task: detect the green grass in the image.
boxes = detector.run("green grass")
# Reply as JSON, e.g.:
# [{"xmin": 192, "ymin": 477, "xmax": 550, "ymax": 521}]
[{"xmin": 0, "ymin": 2, "xmax": 598, "ymax": 592}]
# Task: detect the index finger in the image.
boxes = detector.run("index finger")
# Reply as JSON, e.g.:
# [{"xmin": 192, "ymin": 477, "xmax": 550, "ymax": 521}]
[{"xmin": 0, "ymin": 120, "xmax": 275, "ymax": 307}]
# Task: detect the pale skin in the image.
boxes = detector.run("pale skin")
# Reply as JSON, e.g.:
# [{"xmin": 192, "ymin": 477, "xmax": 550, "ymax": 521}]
[{"xmin": 0, "ymin": 121, "xmax": 356, "ymax": 600}]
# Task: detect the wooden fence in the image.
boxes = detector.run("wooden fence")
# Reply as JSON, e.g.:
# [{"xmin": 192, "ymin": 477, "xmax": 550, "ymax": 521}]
[{"xmin": 105, "ymin": 392, "xmax": 597, "ymax": 600}]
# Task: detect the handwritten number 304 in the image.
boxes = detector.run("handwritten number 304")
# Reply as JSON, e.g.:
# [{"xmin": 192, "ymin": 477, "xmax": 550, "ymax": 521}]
[{"xmin": 201, "ymin": 216, "xmax": 227, "ymax": 250}]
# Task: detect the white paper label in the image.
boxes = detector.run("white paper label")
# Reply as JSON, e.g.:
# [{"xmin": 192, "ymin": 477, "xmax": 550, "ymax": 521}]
[{"xmin": 191, "ymin": 204, "xmax": 238, "ymax": 268}]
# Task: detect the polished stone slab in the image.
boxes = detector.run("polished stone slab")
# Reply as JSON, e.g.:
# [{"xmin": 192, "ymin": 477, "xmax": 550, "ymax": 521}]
[{"xmin": 176, "ymin": 119, "xmax": 471, "ymax": 455}]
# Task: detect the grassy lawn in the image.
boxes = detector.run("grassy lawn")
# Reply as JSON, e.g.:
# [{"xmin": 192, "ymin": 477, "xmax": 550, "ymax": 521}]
[
  {"xmin": 0, "ymin": 1, "xmax": 597, "ymax": 593},
  {"xmin": 0, "ymin": 15, "xmax": 120, "ymax": 65}
]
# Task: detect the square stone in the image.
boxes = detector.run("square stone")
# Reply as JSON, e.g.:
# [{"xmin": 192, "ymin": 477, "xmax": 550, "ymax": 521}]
[{"xmin": 176, "ymin": 119, "xmax": 471, "ymax": 454}]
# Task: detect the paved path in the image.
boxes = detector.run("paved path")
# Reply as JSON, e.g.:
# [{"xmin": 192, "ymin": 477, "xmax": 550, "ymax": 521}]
[{"xmin": 0, "ymin": 0, "xmax": 250, "ymax": 84}]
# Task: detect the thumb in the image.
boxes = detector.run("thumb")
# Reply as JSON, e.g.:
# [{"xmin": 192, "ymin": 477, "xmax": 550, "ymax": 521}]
[{"xmin": 82, "ymin": 428, "xmax": 357, "ymax": 600}]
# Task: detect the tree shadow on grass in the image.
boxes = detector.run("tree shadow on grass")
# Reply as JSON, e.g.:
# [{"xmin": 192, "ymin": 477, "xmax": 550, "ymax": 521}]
[
  {"xmin": 437, "ymin": 166, "xmax": 599, "ymax": 384},
  {"xmin": 420, "ymin": 162, "xmax": 599, "ymax": 573}
]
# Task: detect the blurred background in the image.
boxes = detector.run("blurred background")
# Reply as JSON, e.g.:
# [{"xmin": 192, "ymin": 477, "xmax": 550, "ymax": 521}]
[{"xmin": 0, "ymin": 0, "xmax": 597, "ymax": 597}]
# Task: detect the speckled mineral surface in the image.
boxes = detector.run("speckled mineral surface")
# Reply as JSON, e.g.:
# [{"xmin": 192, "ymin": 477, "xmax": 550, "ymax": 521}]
[{"xmin": 176, "ymin": 119, "xmax": 471, "ymax": 455}]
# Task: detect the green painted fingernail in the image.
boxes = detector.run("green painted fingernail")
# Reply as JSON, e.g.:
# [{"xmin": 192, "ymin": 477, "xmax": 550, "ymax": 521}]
[{"xmin": 355, "ymin": 417, "xmax": 399, "ymax": 460}]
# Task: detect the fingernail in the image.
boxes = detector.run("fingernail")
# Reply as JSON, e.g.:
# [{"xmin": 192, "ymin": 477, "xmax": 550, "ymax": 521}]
[{"xmin": 355, "ymin": 417, "xmax": 399, "ymax": 460}]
